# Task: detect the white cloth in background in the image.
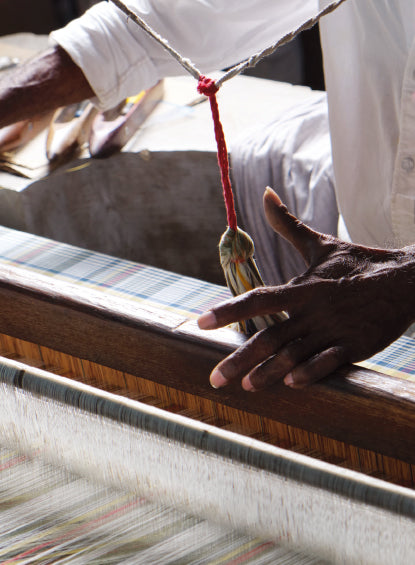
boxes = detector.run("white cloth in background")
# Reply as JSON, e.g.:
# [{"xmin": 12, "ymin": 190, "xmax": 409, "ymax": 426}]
[
  {"xmin": 51, "ymin": 0, "xmax": 415, "ymax": 271},
  {"xmin": 231, "ymin": 93, "xmax": 337, "ymax": 284},
  {"xmin": 320, "ymin": 0, "xmax": 415, "ymax": 250}
]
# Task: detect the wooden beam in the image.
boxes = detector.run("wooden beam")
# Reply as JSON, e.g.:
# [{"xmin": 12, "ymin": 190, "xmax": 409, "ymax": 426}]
[{"xmin": 0, "ymin": 264, "xmax": 415, "ymax": 464}]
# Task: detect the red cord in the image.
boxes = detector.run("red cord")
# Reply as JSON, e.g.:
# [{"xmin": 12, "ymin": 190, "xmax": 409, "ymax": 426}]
[{"xmin": 197, "ymin": 75, "xmax": 238, "ymax": 232}]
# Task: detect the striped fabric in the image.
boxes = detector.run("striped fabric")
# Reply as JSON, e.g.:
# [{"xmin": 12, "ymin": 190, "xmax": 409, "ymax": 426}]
[
  {"xmin": 0, "ymin": 226, "xmax": 230, "ymax": 319},
  {"xmin": 0, "ymin": 225, "xmax": 413, "ymax": 381},
  {"xmin": 359, "ymin": 335, "xmax": 415, "ymax": 383},
  {"xmin": 0, "ymin": 227, "xmax": 329, "ymax": 564}
]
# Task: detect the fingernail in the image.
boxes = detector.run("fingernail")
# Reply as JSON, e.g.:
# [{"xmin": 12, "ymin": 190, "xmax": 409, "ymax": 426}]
[
  {"xmin": 210, "ymin": 368, "xmax": 228, "ymax": 389},
  {"xmin": 265, "ymin": 186, "xmax": 282, "ymax": 205},
  {"xmin": 198, "ymin": 311, "xmax": 217, "ymax": 330},
  {"xmin": 284, "ymin": 373, "xmax": 294, "ymax": 387},
  {"xmin": 242, "ymin": 375, "xmax": 256, "ymax": 392}
]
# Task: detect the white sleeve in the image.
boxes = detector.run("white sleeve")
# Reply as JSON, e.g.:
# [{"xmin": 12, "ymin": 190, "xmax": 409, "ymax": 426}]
[{"xmin": 51, "ymin": 0, "xmax": 318, "ymax": 109}]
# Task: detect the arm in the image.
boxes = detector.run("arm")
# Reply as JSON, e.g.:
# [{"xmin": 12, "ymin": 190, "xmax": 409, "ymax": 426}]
[
  {"xmin": 198, "ymin": 187, "xmax": 415, "ymax": 391},
  {"xmin": 51, "ymin": 0, "xmax": 317, "ymax": 110},
  {"xmin": 0, "ymin": 0, "xmax": 318, "ymax": 121},
  {"xmin": 0, "ymin": 46, "xmax": 94, "ymax": 129}
]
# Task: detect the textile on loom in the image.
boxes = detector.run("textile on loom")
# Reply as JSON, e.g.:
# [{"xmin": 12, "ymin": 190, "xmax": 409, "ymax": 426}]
[
  {"xmin": 0, "ymin": 448, "xmax": 321, "ymax": 564},
  {"xmin": 0, "ymin": 226, "xmax": 414, "ymax": 563},
  {"xmin": 0, "ymin": 225, "xmax": 412, "ymax": 381}
]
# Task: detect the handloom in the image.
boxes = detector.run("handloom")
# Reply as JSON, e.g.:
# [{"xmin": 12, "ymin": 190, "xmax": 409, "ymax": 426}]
[
  {"xmin": 1, "ymin": 1, "xmax": 414, "ymax": 560},
  {"xmin": 0, "ymin": 226, "xmax": 414, "ymax": 563}
]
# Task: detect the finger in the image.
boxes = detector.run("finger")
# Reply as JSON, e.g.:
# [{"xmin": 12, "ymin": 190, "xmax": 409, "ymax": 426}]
[
  {"xmin": 209, "ymin": 319, "xmax": 299, "ymax": 388},
  {"xmin": 263, "ymin": 187, "xmax": 331, "ymax": 265},
  {"xmin": 242, "ymin": 336, "xmax": 320, "ymax": 391},
  {"xmin": 284, "ymin": 345, "xmax": 347, "ymax": 389},
  {"xmin": 198, "ymin": 286, "xmax": 303, "ymax": 330}
]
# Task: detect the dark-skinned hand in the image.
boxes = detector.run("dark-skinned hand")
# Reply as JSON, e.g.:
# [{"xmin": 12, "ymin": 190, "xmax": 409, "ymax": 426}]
[{"xmin": 198, "ymin": 187, "xmax": 415, "ymax": 391}]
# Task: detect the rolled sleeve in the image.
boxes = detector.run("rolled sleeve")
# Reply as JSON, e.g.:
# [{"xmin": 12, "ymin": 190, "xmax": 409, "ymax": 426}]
[
  {"xmin": 51, "ymin": 0, "xmax": 317, "ymax": 109},
  {"xmin": 51, "ymin": 3, "xmax": 161, "ymax": 109}
]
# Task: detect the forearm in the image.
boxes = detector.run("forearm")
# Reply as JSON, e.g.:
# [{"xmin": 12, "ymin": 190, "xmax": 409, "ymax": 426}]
[{"xmin": 0, "ymin": 46, "xmax": 94, "ymax": 129}]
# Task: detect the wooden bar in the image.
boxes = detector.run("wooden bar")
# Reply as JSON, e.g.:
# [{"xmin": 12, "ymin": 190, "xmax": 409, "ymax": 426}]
[{"xmin": 0, "ymin": 262, "xmax": 414, "ymax": 480}]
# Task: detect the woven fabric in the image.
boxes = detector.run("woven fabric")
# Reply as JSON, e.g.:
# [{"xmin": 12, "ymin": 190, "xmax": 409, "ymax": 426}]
[
  {"xmin": 0, "ymin": 447, "xmax": 323, "ymax": 564},
  {"xmin": 0, "ymin": 226, "xmax": 230, "ymax": 319},
  {"xmin": 358, "ymin": 335, "xmax": 415, "ymax": 383},
  {"xmin": 0, "ymin": 228, "xmax": 413, "ymax": 563},
  {"xmin": 0, "ymin": 226, "xmax": 413, "ymax": 381}
]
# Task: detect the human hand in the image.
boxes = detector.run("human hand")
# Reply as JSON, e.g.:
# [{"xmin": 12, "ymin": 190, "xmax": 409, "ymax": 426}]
[{"xmin": 198, "ymin": 187, "xmax": 415, "ymax": 391}]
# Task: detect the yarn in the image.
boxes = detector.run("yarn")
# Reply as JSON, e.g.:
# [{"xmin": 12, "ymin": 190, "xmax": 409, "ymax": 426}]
[{"xmin": 197, "ymin": 75, "xmax": 237, "ymax": 232}]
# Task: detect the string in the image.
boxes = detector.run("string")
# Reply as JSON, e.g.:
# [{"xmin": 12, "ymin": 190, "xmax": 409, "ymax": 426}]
[
  {"xmin": 109, "ymin": 0, "xmax": 201, "ymax": 80},
  {"xmin": 109, "ymin": 0, "xmax": 348, "ymax": 89},
  {"xmin": 215, "ymin": 0, "xmax": 348, "ymax": 88},
  {"xmin": 108, "ymin": 0, "xmax": 348, "ymax": 230},
  {"xmin": 197, "ymin": 76, "xmax": 237, "ymax": 231}
]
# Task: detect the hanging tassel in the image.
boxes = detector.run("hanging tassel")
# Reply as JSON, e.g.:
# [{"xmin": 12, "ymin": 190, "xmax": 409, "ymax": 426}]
[
  {"xmin": 197, "ymin": 76, "xmax": 285, "ymax": 333},
  {"xmin": 219, "ymin": 226, "xmax": 279, "ymax": 333}
]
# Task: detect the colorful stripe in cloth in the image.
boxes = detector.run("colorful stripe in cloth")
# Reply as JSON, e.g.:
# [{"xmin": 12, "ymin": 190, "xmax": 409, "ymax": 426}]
[
  {"xmin": 0, "ymin": 226, "xmax": 231, "ymax": 319},
  {"xmin": 359, "ymin": 334, "xmax": 415, "ymax": 383},
  {"xmin": 0, "ymin": 226, "xmax": 414, "ymax": 382},
  {"xmin": 0, "ymin": 447, "xmax": 324, "ymax": 565}
]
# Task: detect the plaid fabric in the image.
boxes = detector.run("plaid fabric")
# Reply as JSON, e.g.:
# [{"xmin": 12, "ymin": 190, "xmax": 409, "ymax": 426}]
[
  {"xmin": 0, "ymin": 227, "xmax": 230, "ymax": 319},
  {"xmin": 0, "ymin": 226, "xmax": 413, "ymax": 382},
  {"xmin": 359, "ymin": 335, "xmax": 415, "ymax": 383}
]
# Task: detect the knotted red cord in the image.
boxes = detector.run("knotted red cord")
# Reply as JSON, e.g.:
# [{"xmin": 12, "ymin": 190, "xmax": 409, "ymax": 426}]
[{"xmin": 197, "ymin": 75, "xmax": 238, "ymax": 232}]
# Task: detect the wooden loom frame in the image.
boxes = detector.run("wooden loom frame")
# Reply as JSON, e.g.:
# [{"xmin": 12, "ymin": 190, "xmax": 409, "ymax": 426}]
[{"xmin": 0, "ymin": 261, "xmax": 414, "ymax": 486}]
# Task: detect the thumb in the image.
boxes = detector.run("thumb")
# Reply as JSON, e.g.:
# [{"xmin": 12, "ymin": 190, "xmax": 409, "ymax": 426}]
[{"xmin": 263, "ymin": 187, "xmax": 329, "ymax": 265}]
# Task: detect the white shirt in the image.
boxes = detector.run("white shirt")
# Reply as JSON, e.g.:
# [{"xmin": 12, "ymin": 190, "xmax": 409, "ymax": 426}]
[
  {"xmin": 320, "ymin": 0, "xmax": 415, "ymax": 248},
  {"xmin": 51, "ymin": 0, "xmax": 415, "ymax": 249}
]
